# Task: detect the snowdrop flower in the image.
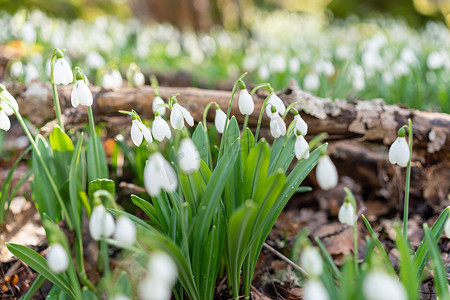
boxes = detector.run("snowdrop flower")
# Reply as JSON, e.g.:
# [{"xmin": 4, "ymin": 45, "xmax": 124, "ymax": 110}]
[
  {"xmin": 10, "ymin": 61, "xmax": 24, "ymax": 78},
  {"xmin": 265, "ymin": 94, "xmax": 286, "ymax": 117},
  {"xmin": 0, "ymin": 107, "xmax": 10, "ymax": 131},
  {"xmin": 363, "ymin": 270, "xmax": 407, "ymax": 300},
  {"xmin": 133, "ymin": 71, "xmax": 145, "ymax": 87},
  {"xmin": 295, "ymin": 132, "xmax": 309, "ymax": 160},
  {"xmin": 338, "ymin": 200, "xmax": 356, "ymax": 226},
  {"xmin": 303, "ymin": 279, "xmax": 330, "ymax": 300},
  {"xmin": 316, "ymin": 155, "xmax": 338, "ymax": 190},
  {"xmin": 21, "ymin": 22, "xmax": 36, "ymax": 44},
  {"xmin": 0, "ymin": 84, "xmax": 19, "ymax": 115},
  {"xmin": 352, "ymin": 65, "xmax": 365, "ymax": 91},
  {"xmin": 152, "ymin": 96, "xmax": 166, "ymax": 115},
  {"xmin": 293, "ymin": 110, "xmax": 308, "ymax": 136},
  {"xmin": 24, "ymin": 64, "xmax": 39, "ymax": 86},
  {"xmin": 113, "ymin": 216, "xmax": 136, "ymax": 246},
  {"xmin": 303, "ymin": 73, "xmax": 320, "ymax": 91},
  {"xmin": 178, "ymin": 138, "xmax": 200, "ymax": 174},
  {"xmin": 400, "ymin": 48, "xmax": 417, "ymax": 66},
  {"xmin": 85, "ymin": 51, "xmax": 106, "ymax": 69},
  {"xmin": 53, "ymin": 52, "xmax": 73, "ymax": 85},
  {"xmin": 170, "ymin": 100, "xmax": 194, "ymax": 130},
  {"xmin": 152, "ymin": 113, "xmax": 172, "ymax": 142},
  {"xmin": 89, "ymin": 204, "xmax": 115, "ymax": 241},
  {"xmin": 139, "ymin": 277, "xmax": 172, "ymax": 300},
  {"xmin": 131, "ymin": 118, "xmax": 152, "ymax": 146},
  {"xmin": 144, "ymin": 152, "xmax": 177, "ymax": 196},
  {"xmin": 102, "ymin": 70, "xmax": 122, "ymax": 89},
  {"xmin": 214, "ymin": 106, "xmax": 227, "ymax": 134},
  {"xmin": 444, "ymin": 215, "xmax": 450, "ymax": 239},
  {"xmin": 238, "ymin": 89, "xmax": 254, "ymax": 115},
  {"xmin": 269, "ymin": 106, "xmax": 286, "ymax": 138},
  {"xmin": 71, "ymin": 69, "xmax": 93, "ymax": 108},
  {"xmin": 392, "ymin": 61, "xmax": 410, "ymax": 78},
  {"xmin": 47, "ymin": 244, "xmax": 69, "ymax": 273},
  {"xmin": 427, "ymin": 52, "xmax": 444, "ymax": 70},
  {"xmin": 388, "ymin": 128, "xmax": 409, "ymax": 167},
  {"xmin": 300, "ymin": 247, "xmax": 323, "ymax": 277},
  {"xmin": 110, "ymin": 295, "xmax": 129, "ymax": 300}
]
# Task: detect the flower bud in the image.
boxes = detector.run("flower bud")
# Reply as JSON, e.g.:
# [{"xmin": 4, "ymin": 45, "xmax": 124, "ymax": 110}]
[
  {"xmin": 363, "ymin": 270, "xmax": 407, "ymax": 300},
  {"xmin": 295, "ymin": 134, "xmax": 309, "ymax": 160},
  {"xmin": 47, "ymin": 243, "xmax": 69, "ymax": 273},
  {"xmin": 89, "ymin": 204, "xmax": 115, "ymax": 241},
  {"xmin": 316, "ymin": 155, "xmax": 338, "ymax": 190},
  {"xmin": 238, "ymin": 89, "xmax": 254, "ymax": 115},
  {"xmin": 114, "ymin": 216, "xmax": 136, "ymax": 246},
  {"xmin": 214, "ymin": 107, "xmax": 227, "ymax": 134},
  {"xmin": 300, "ymin": 247, "xmax": 323, "ymax": 277},
  {"xmin": 178, "ymin": 138, "xmax": 200, "ymax": 174},
  {"xmin": 303, "ymin": 279, "xmax": 330, "ymax": 300},
  {"xmin": 144, "ymin": 153, "xmax": 177, "ymax": 196},
  {"xmin": 388, "ymin": 135, "xmax": 409, "ymax": 167},
  {"xmin": 338, "ymin": 200, "xmax": 356, "ymax": 226}
]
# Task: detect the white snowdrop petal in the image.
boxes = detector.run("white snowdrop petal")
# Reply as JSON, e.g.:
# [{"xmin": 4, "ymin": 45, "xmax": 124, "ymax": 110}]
[
  {"xmin": 110, "ymin": 295, "xmax": 130, "ymax": 300},
  {"xmin": 0, "ymin": 110, "xmax": 11, "ymax": 131},
  {"xmin": 338, "ymin": 202, "xmax": 356, "ymax": 226},
  {"xmin": 102, "ymin": 211, "xmax": 115, "ymax": 238},
  {"xmin": 144, "ymin": 159, "xmax": 161, "ymax": 197},
  {"xmin": 60, "ymin": 59, "xmax": 73, "ymax": 84},
  {"xmin": 363, "ymin": 271, "xmax": 407, "ymax": 300},
  {"xmin": 1, "ymin": 90, "xmax": 19, "ymax": 115},
  {"xmin": 114, "ymin": 216, "xmax": 136, "ymax": 246},
  {"xmin": 215, "ymin": 108, "xmax": 227, "ymax": 133},
  {"xmin": 147, "ymin": 252, "xmax": 178, "ymax": 284},
  {"xmin": 316, "ymin": 155, "xmax": 338, "ymax": 190},
  {"xmin": 133, "ymin": 72, "xmax": 145, "ymax": 87},
  {"xmin": 178, "ymin": 138, "xmax": 200, "ymax": 174},
  {"xmin": 152, "ymin": 96, "xmax": 166, "ymax": 115},
  {"xmin": 180, "ymin": 105, "xmax": 194, "ymax": 127},
  {"xmin": 269, "ymin": 114, "xmax": 286, "ymax": 138},
  {"xmin": 295, "ymin": 135, "xmax": 309, "ymax": 160},
  {"xmin": 144, "ymin": 153, "xmax": 177, "ymax": 196},
  {"xmin": 294, "ymin": 114, "xmax": 308, "ymax": 136},
  {"xmin": 139, "ymin": 276, "xmax": 172, "ymax": 300},
  {"xmin": 89, "ymin": 205, "xmax": 105, "ymax": 240},
  {"xmin": 170, "ymin": 104, "xmax": 185, "ymax": 130},
  {"xmin": 238, "ymin": 89, "xmax": 254, "ymax": 115},
  {"xmin": 138, "ymin": 122, "xmax": 153, "ymax": 144},
  {"xmin": 160, "ymin": 156, "xmax": 178, "ymax": 193},
  {"xmin": 131, "ymin": 120, "xmax": 143, "ymax": 146},
  {"xmin": 70, "ymin": 82, "xmax": 80, "ymax": 108},
  {"xmin": 388, "ymin": 137, "xmax": 410, "ymax": 167},
  {"xmin": 268, "ymin": 94, "xmax": 286, "ymax": 115},
  {"xmin": 47, "ymin": 244, "xmax": 69, "ymax": 273},
  {"xmin": 152, "ymin": 116, "xmax": 172, "ymax": 141},
  {"xmin": 300, "ymin": 247, "xmax": 323, "ymax": 277},
  {"xmin": 77, "ymin": 81, "xmax": 93, "ymax": 106},
  {"xmin": 304, "ymin": 280, "xmax": 330, "ymax": 300}
]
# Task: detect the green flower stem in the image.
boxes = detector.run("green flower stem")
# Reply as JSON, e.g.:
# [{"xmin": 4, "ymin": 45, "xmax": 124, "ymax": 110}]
[
  {"xmin": 254, "ymin": 92, "xmax": 273, "ymax": 143},
  {"xmin": 345, "ymin": 188, "xmax": 359, "ymax": 275},
  {"xmin": 88, "ymin": 106, "xmax": 102, "ymax": 178},
  {"xmin": 403, "ymin": 118, "xmax": 413, "ymax": 238},
  {"xmin": 242, "ymin": 114, "xmax": 249, "ymax": 131},
  {"xmin": 99, "ymin": 239, "xmax": 110, "ymax": 275},
  {"xmin": 50, "ymin": 56, "xmax": 64, "ymax": 131},
  {"xmin": 218, "ymin": 72, "xmax": 247, "ymax": 158},
  {"xmin": 282, "ymin": 102, "xmax": 298, "ymax": 120},
  {"xmin": 0, "ymin": 95, "xmax": 73, "ymax": 228},
  {"xmin": 202, "ymin": 101, "xmax": 215, "ymax": 132},
  {"xmin": 250, "ymin": 83, "xmax": 270, "ymax": 96}
]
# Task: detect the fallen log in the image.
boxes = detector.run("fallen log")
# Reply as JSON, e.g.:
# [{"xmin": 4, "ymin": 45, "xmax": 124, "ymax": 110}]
[{"xmin": 5, "ymin": 80, "xmax": 450, "ymax": 212}]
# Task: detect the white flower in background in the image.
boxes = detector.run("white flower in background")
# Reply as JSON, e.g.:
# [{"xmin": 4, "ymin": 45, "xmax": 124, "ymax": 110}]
[
  {"xmin": 351, "ymin": 65, "xmax": 365, "ymax": 91},
  {"xmin": 300, "ymin": 247, "xmax": 323, "ymax": 277},
  {"xmin": 85, "ymin": 51, "xmax": 106, "ymax": 69},
  {"xmin": 289, "ymin": 57, "xmax": 300, "ymax": 73},
  {"xmin": 110, "ymin": 295, "xmax": 130, "ymax": 300},
  {"xmin": 336, "ymin": 44, "xmax": 352, "ymax": 60},
  {"xmin": 214, "ymin": 107, "xmax": 227, "ymax": 134},
  {"xmin": 133, "ymin": 71, "xmax": 145, "ymax": 87},
  {"xmin": 152, "ymin": 114, "xmax": 172, "ymax": 142},
  {"xmin": 362, "ymin": 50, "xmax": 383, "ymax": 73},
  {"xmin": 389, "ymin": 131, "xmax": 409, "ymax": 167},
  {"xmin": 0, "ymin": 85, "xmax": 19, "ymax": 115},
  {"xmin": 382, "ymin": 71, "xmax": 394, "ymax": 85},
  {"xmin": 315, "ymin": 60, "xmax": 335, "ymax": 77},
  {"xmin": 131, "ymin": 119, "xmax": 153, "ymax": 146},
  {"xmin": 293, "ymin": 111, "xmax": 308, "ymax": 136},
  {"xmin": 0, "ymin": 107, "xmax": 10, "ymax": 131},
  {"xmin": 303, "ymin": 279, "xmax": 330, "ymax": 300},
  {"xmin": 178, "ymin": 138, "xmax": 200, "ymax": 174},
  {"xmin": 53, "ymin": 58, "xmax": 73, "ymax": 85},
  {"xmin": 400, "ymin": 48, "xmax": 417, "ymax": 66},
  {"xmin": 89, "ymin": 204, "xmax": 115, "ymax": 241},
  {"xmin": 427, "ymin": 52, "xmax": 444, "ymax": 70},
  {"xmin": 269, "ymin": 111, "xmax": 286, "ymax": 138},
  {"xmin": 393, "ymin": 61, "xmax": 410, "ymax": 78},
  {"xmin": 303, "ymin": 73, "xmax": 320, "ymax": 91},
  {"xmin": 47, "ymin": 244, "xmax": 69, "ymax": 273},
  {"xmin": 102, "ymin": 70, "xmax": 122, "ymax": 89},
  {"xmin": 265, "ymin": 94, "xmax": 286, "ymax": 117},
  {"xmin": 295, "ymin": 134, "xmax": 309, "ymax": 160},
  {"xmin": 363, "ymin": 270, "xmax": 407, "ymax": 300},
  {"xmin": 144, "ymin": 152, "xmax": 177, "ymax": 196},
  {"xmin": 316, "ymin": 155, "xmax": 338, "ymax": 190},
  {"xmin": 444, "ymin": 216, "xmax": 450, "ymax": 239},
  {"xmin": 113, "ymin": 216, "xmax": 136, "ymax": 246},
  {"xmin": 338, "ymin": 201, "xmax": 356, "ymax": 226},
  {"xmin": 24, "ymin": 64, "xmax": 39, "ymax": 86},
  {"xmin": 139, "ymin": 252, "xmax": 178, "ymax": 300},
  {"xmin": 170, "ymin": 102, "xmax": 194, "ymax": 130},
  {"xmin": 21, "ymin": 22, "xmax": 36, "ymax": 44},
  {"xmin": 71, "ymin": 70, "xmax": 93, "ymax": 108},
  {"xmin": 258, "ymin": 64, "xmax": 270, "ymax": 80},
  {"xmin": 152, "ymin": 96, "xmax": 166, "ymax": 116},
  {"xmin": 238, "ymin": 89, "xmax": 254, "ymax": 115},
  {"xmin": 10, "ymin": 61, "xmax": 24, "ymax": 78}
]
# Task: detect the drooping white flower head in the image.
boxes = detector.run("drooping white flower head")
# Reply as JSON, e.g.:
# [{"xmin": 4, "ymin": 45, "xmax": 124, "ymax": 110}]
[
  {"xmin": 269, "ymin": 113, "xmax": 286, "ymax": 139},
  {"xmin": 238, "ymin": 89, "xmax": 254, "ymax": 116},
  {"xmin": 300, "ymin": 247, "xmax": 323, "ymax": 277},
  {"xmin": 178, "ymin": 138, "xmax": 200, "ymax": 174},
  {"xmin": 303, "ymin": 73, "xmax": 320, "ymax": 91},
  {"xmin": 53, "ymin": 57, "xmax": 73, "ymax": 85},
  {"xmin": 71, "ymin": 68, "xmax": 93, "ymax": 108},
  {"xmin": 147, "ymin": 252, "xmax": 178, "ymax": 285},
  {"xmin": 338, "ymin": 201, "xmax": 356, "ymax": 226},
  {"xmin": 144, "ymin": 152, "xmax": 177, "ymax": 196},
  {"xmin": 102, "ymin": 70, "xmax": 123, "ymax": 89},
  {"xmin": 363, "ymin": 270, "xmax": 407, "ymax": 300},
  {"xmin": 152, "ymin": 114, "xmax": 172, "ymax": 142},
  {"xmin": 89, "ymin": 204, "xmax": 115, "ymax": 241},
  {"xmin": 0, "ymin": 108, "xmax": 10, "ymax": 131},
  {"xmin": 0, "ymin": 84, "xmax": 19, "ymax": 115},
  {"xmin": 316, "ymin": 155, "xmax": 338, "ymax": 190},
  {"xmin": 133, "ymin": 71, "xmax": 145, "ymax": 87},
  {"xmin": 152, "ymin": 96, "xmax": 166, "ymax": 116},
  {"xmin": 265, "ymin": 94, "xmax": 286, "ymax": 117},
  {"xmin": 427, "ymin": 51, "xmax": 444, "ymax": 70},
  {"xmin": 170, "ymin": 101, "xmax": 194, "ymax": 130},
  {"xmin": 444, "ymin": 215, "xmax": 450, "ymax": 239},
  {"xmin": 293, "ymin": 111, "xmax": 308, "ymax": 136},
  {"xmin": 131, "ymin": 119, "xmax": 153, "ymax": 147},
  {"xmin": 388, "ymin": 128, "xmax": 409, "ymax": 167},
  {"xmin": 214, "ymin": 107, "xmax": 227, "ymax": 134},
  {"xmin": 303, "ymin": 279, "xmax": 330, "ymax": 300},
  {"xmin": 110, "ymin": 294, "xmax": 130, "ymax": 300},
  {"xmin": 295, "ymin": 133, "xmax": 309, "ymax": 160},
  {"xmin": 113, "ymin": 215, "xmax": 136, "ymax": 246},
  {"xmin": 47, "ymin": 243, "xmax": 69, "ymax": 273}
]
